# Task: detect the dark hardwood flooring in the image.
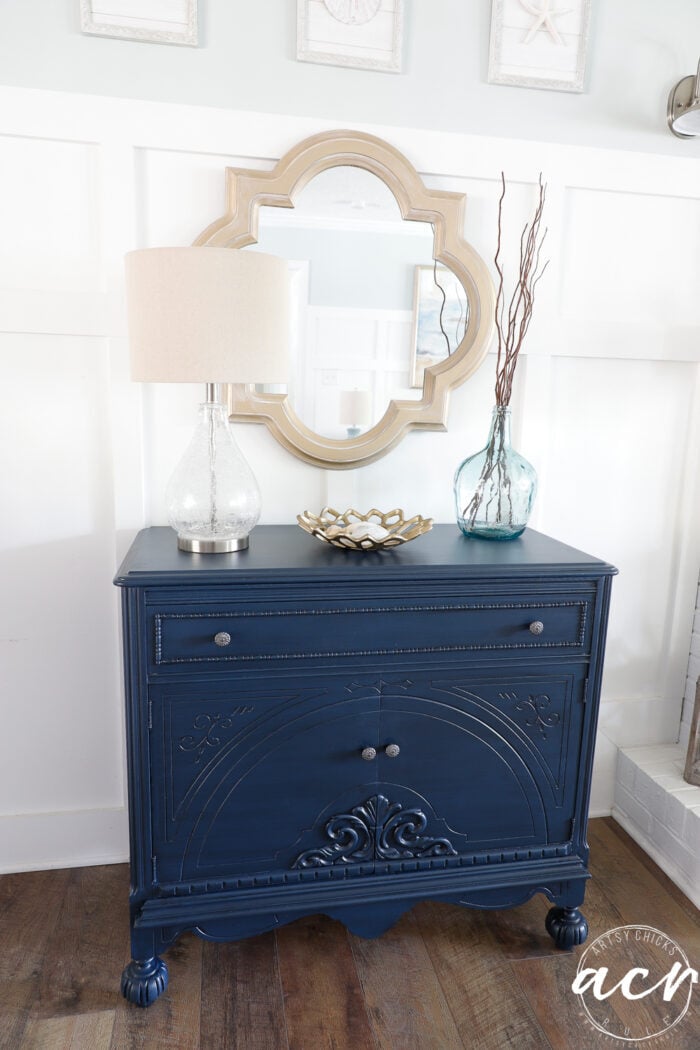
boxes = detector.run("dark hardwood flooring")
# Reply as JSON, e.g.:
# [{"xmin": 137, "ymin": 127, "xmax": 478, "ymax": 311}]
[{"xmin": 1, "ymin": 818, "xmax": 697, "ymax": 1049}]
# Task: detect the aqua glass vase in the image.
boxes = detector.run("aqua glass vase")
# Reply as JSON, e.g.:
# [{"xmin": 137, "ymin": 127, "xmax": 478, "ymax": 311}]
[{"xmin": 454, "ymin": 406, "xmax": 537, "ymax": 540}]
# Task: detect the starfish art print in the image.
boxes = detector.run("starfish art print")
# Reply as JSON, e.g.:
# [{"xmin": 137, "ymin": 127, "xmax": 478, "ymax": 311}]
[
  {"xmin": 488, "ymin": 0, "xmax": 591, "ymax": 92},
  {"xmin": 519, "ymin": 0, "xmax": 571, "ymax": 45}
]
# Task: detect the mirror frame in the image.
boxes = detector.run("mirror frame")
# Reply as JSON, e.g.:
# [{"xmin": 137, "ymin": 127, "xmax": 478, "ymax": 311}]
[{"xmin": 194, "ymin": 129, "xmax": 495, "ymax": 469}]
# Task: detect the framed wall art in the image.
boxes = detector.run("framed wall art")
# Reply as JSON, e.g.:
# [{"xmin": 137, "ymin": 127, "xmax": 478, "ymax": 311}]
[
  {"xmin": 80, "ymin": 0, "xmax": 199, "ymax": 47},
  {"xmin": 410, "ymin": 265, "xmax": 469, "ymax": 389},
  {"xmin": 488, "ymin": 0, "xmax": 592, "ymax": 93},
  {"xmin": 297, "ymin": 0, "xmax": 404, "ymax": 73}
]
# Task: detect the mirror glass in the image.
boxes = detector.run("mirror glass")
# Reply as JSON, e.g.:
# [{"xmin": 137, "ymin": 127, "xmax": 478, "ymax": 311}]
[{"xmin": 245, "ymin": 166, "xmax": 469, "ymax": 440}]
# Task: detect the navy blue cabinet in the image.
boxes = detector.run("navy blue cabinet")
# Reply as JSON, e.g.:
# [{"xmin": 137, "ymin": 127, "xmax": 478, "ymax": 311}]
[{"xmin": 115, "ymin": 525, "xmax": 615, "ymax": 1006}]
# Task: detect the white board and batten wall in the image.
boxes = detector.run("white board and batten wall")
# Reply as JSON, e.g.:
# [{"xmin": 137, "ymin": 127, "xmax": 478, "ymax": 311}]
[{"xmin": 1, "ymin": 84, "xmax": 699, "ymax": 872}]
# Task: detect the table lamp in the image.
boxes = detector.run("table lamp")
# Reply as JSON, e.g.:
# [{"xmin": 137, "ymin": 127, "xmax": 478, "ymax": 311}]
[
  {"xmin": 125, "ymin": 246, "xmax": 289, "ymax": 553},
  {"xmin": 339, "ymin": 388, "xmax": 372, "ymax": 437}
]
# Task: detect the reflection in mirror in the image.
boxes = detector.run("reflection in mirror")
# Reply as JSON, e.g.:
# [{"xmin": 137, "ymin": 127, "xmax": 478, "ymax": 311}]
[
  {"xmin": 411, "ymin": 264, "xmax": 469, "ymax": 388},
  {"xmin": 245, "ymin": 166, "xmax": 468, "ymax": 440}
]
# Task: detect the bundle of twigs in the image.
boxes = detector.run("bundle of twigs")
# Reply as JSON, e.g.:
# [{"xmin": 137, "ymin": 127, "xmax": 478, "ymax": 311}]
[
  {"xmin": 494, "ymin": 172, "xmax": 548, "ymax": 406},
  {"xmin": 460, "ymin": 174, "xmax": 548, "ymax": 532}
]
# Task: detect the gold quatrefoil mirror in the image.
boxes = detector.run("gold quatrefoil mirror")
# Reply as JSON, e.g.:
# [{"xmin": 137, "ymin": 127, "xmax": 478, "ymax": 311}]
[{"xmin": 194, "ymin": 130, "xmax": 495, "ymax": 469}]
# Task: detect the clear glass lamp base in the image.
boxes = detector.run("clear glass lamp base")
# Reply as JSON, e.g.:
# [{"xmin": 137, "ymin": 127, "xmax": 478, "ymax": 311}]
[
  {"xmin": 166, "ymin": 401, "xmax": 261, "ymax": 555},
  {"xmin": 176, "ymin": 535, "xmax": 250, "ymax": 553}
]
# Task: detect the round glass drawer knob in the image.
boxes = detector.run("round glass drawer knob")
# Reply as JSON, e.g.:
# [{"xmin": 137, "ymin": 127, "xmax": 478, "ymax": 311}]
[
  {"xmin": 529, "ymin": 621, "xmax": 544, "ymax": 635},
  {"xmin": 361, "ymin": 746, "xmax": 377, "ymax": 761},
  {"xmin": 385, "ymin": 743, "xmax": 401, "ymax": 758},
  {"xmin": 214, "ymin": 631, "xmax": 232, "ymax": 647}
]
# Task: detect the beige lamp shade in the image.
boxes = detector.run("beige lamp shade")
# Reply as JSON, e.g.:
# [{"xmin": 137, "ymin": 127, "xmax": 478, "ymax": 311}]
[
  {"xmin": 125, "ymin": 246, "xmax": 289, "ymax": 384},
  {"xmin": 339, "ymin": 388, "xmax": 372, "ymax": 426}
]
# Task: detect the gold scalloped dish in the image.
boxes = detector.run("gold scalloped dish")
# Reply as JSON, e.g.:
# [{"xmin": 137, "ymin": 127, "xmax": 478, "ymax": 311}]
[{"xmin": 297, "ymin": 507, "xmax": 433, "ymax": 551}]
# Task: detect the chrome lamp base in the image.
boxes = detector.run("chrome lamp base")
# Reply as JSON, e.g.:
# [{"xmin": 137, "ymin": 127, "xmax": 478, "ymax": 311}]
[{"xmin": 177, "ymin": 535, "xmax": 249, "ymax": 554}]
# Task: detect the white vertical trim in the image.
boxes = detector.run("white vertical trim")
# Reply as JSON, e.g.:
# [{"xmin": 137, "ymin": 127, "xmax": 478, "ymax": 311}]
[{"xmin": 662, "ymin": 365, "xmax": 700, "ymax": 732}]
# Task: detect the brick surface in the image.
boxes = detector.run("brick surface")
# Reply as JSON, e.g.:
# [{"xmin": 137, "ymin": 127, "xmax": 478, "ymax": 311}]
[
  {"xmin": 656, "ymin": 772, "xmax": 694, "ymax": 793},
  {"xmin": 685, "ymin": 807, "xmax": 700, "ymax": 855},
  {"xmin": 684, "ymin": 674, "xmax": 697, "ymax": 706},
  {"xmin": 614, "ymin": 574, "xmax": 699, "ymax": 900},
  {"xmin": 663, "ymin": 790, "xmax": 698, "ymax": 839},
  {"xmin": 649, "ymin": 816, "xmax": 698, "ymax": 881},
  {"xmin": 616, "ymin": 750, "xmax": 636, "ymax": 792},
  {"xmin": 634, "ymin": 769, "xmax": 670, "ymax": 817},
  {"xmin": 622, "ymin": 744, "xmax": 684, "ymax": 766},
  {"xmin": 614, "ymin": 782, "xmax": 654, "ymax": 835},
  {"xmin": 615, "ymin": 740, "xmax": 700, "ymax": 894}
]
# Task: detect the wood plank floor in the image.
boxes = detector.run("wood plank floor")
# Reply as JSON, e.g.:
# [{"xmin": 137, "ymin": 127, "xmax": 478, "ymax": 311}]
[{"xmin": 0, "ymin": 819, "xmax": 697, "ymax": 1050}]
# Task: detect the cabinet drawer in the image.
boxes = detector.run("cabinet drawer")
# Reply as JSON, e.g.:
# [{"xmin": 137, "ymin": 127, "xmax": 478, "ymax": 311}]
[{"xmin": 149, "ymin": 595, "xmax": 591, "ymax": 671}]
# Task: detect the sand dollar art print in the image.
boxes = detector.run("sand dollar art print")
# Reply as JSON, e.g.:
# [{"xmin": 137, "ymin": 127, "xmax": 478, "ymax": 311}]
[
  {"xmin": 298, "ymin": 0, "xmax": 404, "ymax": 74},
  {"xmin": 323, "ymin": 0, "xmax": 382, "ymax": 25}
]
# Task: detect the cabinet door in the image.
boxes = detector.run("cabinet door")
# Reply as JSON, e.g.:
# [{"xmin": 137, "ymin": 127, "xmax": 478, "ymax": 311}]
[
  {"xmin": 148, "ymin": 665, "xmax": 586, "ymax": 885},
  {"xmin": 248, "ymin": 669, "xmax": 587, "ymax": 876},
  {"xmin": 149, "ymin": 675, "xmax": 379, "ymax": 883},
  {"xmin": 376, "ymin": 668, "xmax": 586, "ymax": 855}
]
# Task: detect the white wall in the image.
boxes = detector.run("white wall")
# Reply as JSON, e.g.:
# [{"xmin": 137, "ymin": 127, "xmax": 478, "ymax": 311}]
[{"xmin": 1, "ymin": 5, "xmax": 700, "ymax": 872}]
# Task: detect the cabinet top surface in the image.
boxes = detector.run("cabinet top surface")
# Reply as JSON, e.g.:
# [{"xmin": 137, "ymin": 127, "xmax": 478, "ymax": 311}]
[{"xmin": 115, "ymin": 526, "xmax": 616, "ymax": 588}]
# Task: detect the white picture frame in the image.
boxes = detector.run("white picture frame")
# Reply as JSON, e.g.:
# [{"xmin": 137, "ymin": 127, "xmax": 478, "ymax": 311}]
[
  {"xmin": 297, "ymin": 0, "xmax": 404, "ymax": 74},
  {"xmin": 410, "ymin": 265, "xmax": 470, "ymax": 389},
  {"xmin": 80, "ymin": 0, "xmax": 199, "ymax": 47},
  {"xmin": 488, "ymin": 0, "xmax": 592, "ymax": 93}
]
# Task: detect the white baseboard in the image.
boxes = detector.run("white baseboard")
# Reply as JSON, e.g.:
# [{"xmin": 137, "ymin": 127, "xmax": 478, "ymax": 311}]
[
  {"xmin": 0, "ymin": 806, "xmax": 129, "ymax": 874},
  {"xmin": 611, "ymin": 806, "xmax": 700, "ymax": 911}
]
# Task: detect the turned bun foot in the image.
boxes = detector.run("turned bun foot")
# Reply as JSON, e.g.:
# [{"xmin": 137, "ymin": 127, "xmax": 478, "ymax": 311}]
[
  {"xmin": 545, "ymin": 906, "xmax": 588, "ymax": 950},
  {"xmin": 121, "ymin": 956, "xmax": 169, "ymax": 1007}
]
